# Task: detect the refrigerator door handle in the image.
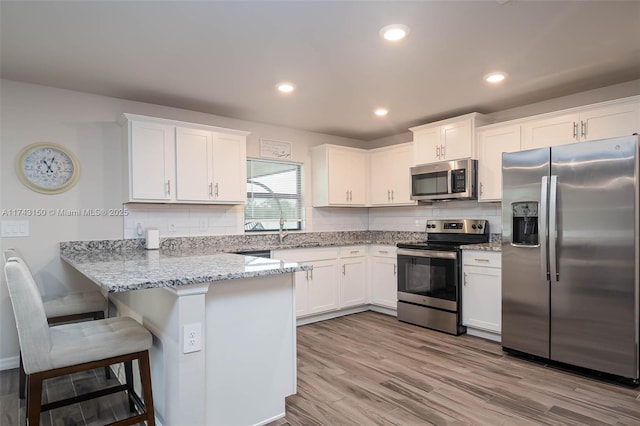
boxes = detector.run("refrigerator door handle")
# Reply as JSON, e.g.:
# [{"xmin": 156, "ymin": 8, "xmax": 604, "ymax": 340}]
[
  {"xmin": 540, "ymin": 176, "xmax": 550, "ymax": 281},
  {"xmin": 549, "ymin": 175, "xmax": 559, "ymax": 281}
]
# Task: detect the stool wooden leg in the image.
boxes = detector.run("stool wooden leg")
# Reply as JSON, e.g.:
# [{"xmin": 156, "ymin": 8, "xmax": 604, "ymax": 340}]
[
  {"xmin": 124, "ymin": 360, "xmax": 135, "ymax": 413},
  {"xmin": 94, "ymin": 311, "xmax": 112, "ymax": 380},
  {"xmin": 19, "ymin": 353, "xmax": 26, "ymax": 400},
  {"xmin": 27, "ymin": 373, "xmax": 43, "ymax": 426},
  {"xmin": 139, "ymin": 351, "xmax": 155, "ymax": 426}
]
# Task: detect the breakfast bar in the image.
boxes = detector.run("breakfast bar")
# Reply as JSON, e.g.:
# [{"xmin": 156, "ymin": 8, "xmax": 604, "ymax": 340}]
[{"xmin": 60, "ymin": 241, "xmax": 310, "ymax": 426}]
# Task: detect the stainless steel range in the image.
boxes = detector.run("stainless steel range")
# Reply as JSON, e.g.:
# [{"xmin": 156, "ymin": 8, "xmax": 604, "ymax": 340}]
[{"xmin": 396, "ymin": 219, "xmax": 489, "ymax": 335}]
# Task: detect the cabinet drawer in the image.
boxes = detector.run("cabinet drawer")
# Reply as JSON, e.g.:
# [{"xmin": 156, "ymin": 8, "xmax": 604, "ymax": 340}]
[
  {"xmin": 462, "ymin": 251, "xmax": 501, "ymax": 268},
  {"xmin": 369, "ymin": 245, "xmax": 396, "ymax": 258},
  {"xmin": 339, "ymin": 246, "xmax": 367, "ymax": 258},
  {"xmin": 272, "ymin": 247, "xmax": 339, "ymax": 263}
]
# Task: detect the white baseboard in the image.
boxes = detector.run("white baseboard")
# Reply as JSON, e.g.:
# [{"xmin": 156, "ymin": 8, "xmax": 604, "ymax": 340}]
[
  {"xmin": 254, "ymin": 412, "xmax": 285, "ymax": 426},
  {"xmin": 297, "ymin": 304, "xmax": 397, "ymax": 326},
  {"xmin": 466, "ymin": 327, "xmax": 502, "ymax": 342},
  {"xmin": 0, "ymin": 355, "xmax": 20, "ymax": 371}
]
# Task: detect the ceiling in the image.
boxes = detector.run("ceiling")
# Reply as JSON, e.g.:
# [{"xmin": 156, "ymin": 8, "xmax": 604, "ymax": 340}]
[{"xmin": 2, "ymin": 1, "xmax": 639, "ymax": 141}]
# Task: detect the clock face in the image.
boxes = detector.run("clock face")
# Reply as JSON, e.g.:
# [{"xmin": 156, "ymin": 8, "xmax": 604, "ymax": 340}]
[{"xmin": 17, "ymin": 143, "xmax": 80, "ymax": 194}]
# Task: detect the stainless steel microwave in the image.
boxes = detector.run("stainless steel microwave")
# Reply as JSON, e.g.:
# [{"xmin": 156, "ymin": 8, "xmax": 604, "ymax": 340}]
[{"xmin": 410, "ymin": 159, "xmax": 478, "ymax": 201}]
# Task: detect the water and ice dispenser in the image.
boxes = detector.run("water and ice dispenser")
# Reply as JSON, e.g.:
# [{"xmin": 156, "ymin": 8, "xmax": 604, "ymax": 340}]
[{"xmin": 512, "ymin": 202, "xmax": 539, "ymax": 245}]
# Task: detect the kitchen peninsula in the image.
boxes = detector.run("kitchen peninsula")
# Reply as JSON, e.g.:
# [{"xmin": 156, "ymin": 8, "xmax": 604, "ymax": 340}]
[{"xmin": 60, "ymin": 240, "xmax": 310, "ymax": 426}]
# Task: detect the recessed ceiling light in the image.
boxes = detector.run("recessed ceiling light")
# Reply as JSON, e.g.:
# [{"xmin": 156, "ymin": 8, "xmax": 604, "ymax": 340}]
[
  {"xmin": 276, "ymin": 82, "xmax": 295, "ymax": 93},
  {"xmin": 374, "ymin": 108, "xmax": 389, "ymax": 117},
  {"xmin": 484, "ymin": 72, "xmax": 508, "ymax": 84},
  {"xmin": 379, "ymin": 24, "xmax": 410, "ymax": 42}
]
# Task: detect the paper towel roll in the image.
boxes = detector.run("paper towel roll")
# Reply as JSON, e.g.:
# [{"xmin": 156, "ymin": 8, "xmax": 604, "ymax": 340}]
[{"xmin": 146, "ymin": 228, "xmax": 160, "ymax": 250}]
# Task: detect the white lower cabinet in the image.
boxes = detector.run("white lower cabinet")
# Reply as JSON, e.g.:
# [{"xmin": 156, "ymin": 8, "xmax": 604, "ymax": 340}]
[
  {"xmin": 273, "ymin": 248, "xmax": 339, "ymax": 318},
  {"xmin": 369, "ymin": 245, "xmax": 397, "ymax": 310},
  {"xmin": 462, "ymin": 251, "xmax": 501, "ymax": 338},
  {"xmin": 274, "ymin": 245, "xmax": 389, "ymax": 322},
  {"xmin": 338, "ymin": 246, "xmax": 367, "ymax": 308}
]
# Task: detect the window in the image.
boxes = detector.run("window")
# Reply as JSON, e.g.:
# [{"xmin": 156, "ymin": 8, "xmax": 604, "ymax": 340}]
[{"xmin": 245, "ymin": 159, "xmax": 303, "ymax": 232}]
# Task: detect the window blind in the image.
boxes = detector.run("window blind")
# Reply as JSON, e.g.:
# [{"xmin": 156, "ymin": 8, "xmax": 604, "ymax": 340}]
[{"xmin": 245, "ymin": 159, "xmax": 303, "ymax": 232}]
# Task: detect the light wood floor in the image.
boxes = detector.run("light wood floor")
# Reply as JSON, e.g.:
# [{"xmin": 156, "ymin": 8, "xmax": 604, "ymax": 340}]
[{"xmin": 2, "ymin": 311, "xmax": 639, "ymax": 425}]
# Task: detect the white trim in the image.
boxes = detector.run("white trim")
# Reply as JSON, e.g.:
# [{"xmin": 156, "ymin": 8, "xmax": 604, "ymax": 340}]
[
  {"xmin": 253, "ymin": 412, "xmax": 286, "ymax": 426},
  {"xmin": 466, "ymin": 327, "xmax": 502, "ymax": 342},
  {"xmin": 162, "ymin": 282, "xmax": 210, "ymax": 297},
  {"xmin": 0, "ymin": 355, "xmax": 20, "ymax": 371},
  {"xmin": 369, "ymin": 305, "xmax": 398, "ymax": 317},
  {"xmin": 296, "ymin": 304, "xmax": 397, "ymax": 326},
  {"xmin": 120, "ymin": 113, "xmax": 251, "ymax": 136}
]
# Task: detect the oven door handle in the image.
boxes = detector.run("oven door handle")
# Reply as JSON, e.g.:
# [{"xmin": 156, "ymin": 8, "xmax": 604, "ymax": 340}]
[{"xmin": 397, "ymin": 249, "xmax": 458, "ymax": 259}]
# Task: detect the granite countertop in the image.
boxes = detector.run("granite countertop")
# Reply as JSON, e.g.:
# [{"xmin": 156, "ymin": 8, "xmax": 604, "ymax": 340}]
[
  {"xmin": 461, "ymin": 242, "xmax": 502, "ymax": 252},
  {"xmin": 61, "ymin": 250, "xmax": 311, "ymax": 293}
]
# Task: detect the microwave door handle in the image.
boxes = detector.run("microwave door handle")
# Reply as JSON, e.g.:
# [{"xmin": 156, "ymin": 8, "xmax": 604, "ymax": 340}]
[
  {"xmin": 447, "ymin": 170, "xmax": 452, "ymax": 195},
  {"xmin": 540, "ymin": 176, "xmax": 550, "ymax": 281},
  {"xmin": 549, "ymin": 175, "xmax": 559, "ymax": 281}
]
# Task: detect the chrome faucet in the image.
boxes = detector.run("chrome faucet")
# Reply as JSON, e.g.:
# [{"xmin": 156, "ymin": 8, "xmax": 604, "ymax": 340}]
[{"xmin": 278, "ymin": 213, "xmax": 289, "ymax": 244}]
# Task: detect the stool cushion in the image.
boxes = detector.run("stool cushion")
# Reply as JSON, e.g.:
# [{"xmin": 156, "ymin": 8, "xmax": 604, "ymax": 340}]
[
  {"xmin": 43, "ymin": 290, "xmax": 106, "ymax": 318},
  {"xmin": 49, "ymin": 316, "xmax": 153, "ymax": 370}
]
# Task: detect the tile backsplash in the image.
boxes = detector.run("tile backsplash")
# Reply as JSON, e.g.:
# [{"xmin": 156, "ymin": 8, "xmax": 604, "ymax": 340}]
[{"xmin": 124, "ymin": 201, "xmax": 502, "ymax": 238}]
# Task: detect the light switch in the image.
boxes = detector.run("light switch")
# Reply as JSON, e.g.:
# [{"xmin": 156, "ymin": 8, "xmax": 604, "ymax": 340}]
[{"xmin": 1, "ymin": 220, "xmax": 29, "ymax": 237}]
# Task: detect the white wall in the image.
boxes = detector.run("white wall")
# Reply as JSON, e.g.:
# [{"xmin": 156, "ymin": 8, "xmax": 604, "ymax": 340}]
[{"xmin": 0, "ymin": 79, "xmax": 368, "ymax": 364}]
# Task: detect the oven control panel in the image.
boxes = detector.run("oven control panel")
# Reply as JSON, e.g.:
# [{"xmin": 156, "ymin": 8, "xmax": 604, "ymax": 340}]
[{"xmin": 426, "ymin": 219, "xmax": 488, "ymax": 234}]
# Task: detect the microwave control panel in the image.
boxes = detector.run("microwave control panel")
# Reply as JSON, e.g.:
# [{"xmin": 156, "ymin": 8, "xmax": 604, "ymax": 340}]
[{"xmin": 451, "ymin": 169, "xmax": 466, "ymax": 193}]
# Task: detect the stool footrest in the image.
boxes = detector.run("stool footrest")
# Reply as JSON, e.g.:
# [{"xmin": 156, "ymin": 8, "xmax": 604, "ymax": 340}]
[{"xmin": 41, "ymin": 384, "xmax": 128, "ymax": 412}]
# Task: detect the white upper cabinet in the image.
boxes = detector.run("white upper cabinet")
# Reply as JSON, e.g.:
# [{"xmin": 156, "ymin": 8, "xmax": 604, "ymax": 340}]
[
  {"xmin": 476, "ymin": 124, "xmax": 521, "ymax": 202},
  {"xmin": 369, "ymin": 143, "xmax": 416, "ymax": 206},
  {"xmin": 175, "ymin": 127, "xmax": 212, "ymax": 202},
  {"xmin": 127, "ymin": 120, "xmax": 175, "ymax": 202},
  {"xmin": 411, "ymin": 113, "xmax": 492, "ymax": 165},
  {"xmin": 311, "ymin": 145, "xmax": 368, "ymax": 207},
  {"xmin": 121, "ymin": 113, "xmax": 249, "ymax": 204},
  {"xmin": 522, "ymin": 99, "xmax": 639, "ymax": 150}
]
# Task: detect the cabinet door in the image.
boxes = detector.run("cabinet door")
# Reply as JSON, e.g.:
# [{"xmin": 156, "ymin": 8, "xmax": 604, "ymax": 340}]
[
  {"xmin": 175, "ymin": 127, "xmax": 212, "ymax": 202},
  {"xmin": 522, "ymin": 113, "xmax": 580, "ymax": 149},
  {"xmin": 441, "ymin": 119, "xmax": 472, "ymax": 160},
  {"xmin": 328, "ymin": 149, "xmax": 366, "ymax": 205},
  {"xmin": 477, "ymin": 125, "xmax": 521, "ymax": 202},
  {"xmin": 294, "ymin": 270, "xmax": 309, "ymax": 317},
  {"xmin": 370, "ymin": 257, "xmax": 397, "ymax": 309},
  {"xmin": 129, "ymin": 121, "xmax": 175, "ymax": 201},
  {"xmin": 211, "ymin": 133, "xmax": 247, "ymax": 203},
  {"xmin": 370, "ymin": 150, "xmax": 393, "ymax": 205},
  {"xmin": 580, "ymin": 102, "xmax": 640, "ymax": 142},
  {"xmin": 462, "ymin": 265, "xmax": 501, "ymax": 333},
  {"xmin": 412, "ymin": 127, "xmax": 440, "ymax": 165},
  {"xmin": 307, "ymin": 259, "xmax": 339, "ymax": 315},
  {"xmin": 339, "ymin": 257, "xmax": 367, "ymax": 308},
  {"xmin": 388, "ymin": 144, "xmax": 415, "ymax": 205}
]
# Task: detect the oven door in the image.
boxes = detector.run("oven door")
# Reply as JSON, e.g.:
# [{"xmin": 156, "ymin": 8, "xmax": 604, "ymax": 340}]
[{"xmin": 397, "ymin": 248, "xmax": 460, "ymax": 311}]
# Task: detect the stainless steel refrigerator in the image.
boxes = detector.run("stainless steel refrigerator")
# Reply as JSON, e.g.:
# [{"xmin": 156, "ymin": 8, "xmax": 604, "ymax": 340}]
[{"xmin": 502, "ymin": 135, "xmax": 639, "ymax": 384}]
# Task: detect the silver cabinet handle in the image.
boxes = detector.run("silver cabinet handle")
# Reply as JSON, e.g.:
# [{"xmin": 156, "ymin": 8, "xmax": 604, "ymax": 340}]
[
  {"xmin": 463, "ymin": 272, "xmax": 467, "ymax": 286},
  {"xmin": 387, "ymin": 189, "xmax": 391, "ymax": 201},
  {"xmin": 305, "ymin": 270, "xmax": 309, "ymax": 280},
  {"xmin": 350, "ymin": 250, "xmax": 359, "ymax": 255},
  {"xmin": 441, "ymin": 144, "xmax": 445, "ymax": 159},
  {"xmin": 310, "ymin": 269, "xmax": 313, "ymax": 280},
  {"xmin": 215, "ymin": 183, "xmax": 219, "ymax": 197},
  {"xmin": 391, "ymin": 189, "xmax": 394, "ymax": 201},
  {"xmin": 393, "ymin": 264, "xmax": 397, "ymax": 276},
  {"xmin": 209, "ymin": 182, "xmax": 213, "ymax": 197},
  {"xmin": 166, "ymin": 180, "xmax": 171, "ymax": 196},
  {"xmin": 379, "ymin": 250, "xmax": 388, "ymax": 255},
  {"xmin": 349, "ymin": 190, "xmax": 353, "ymax": 201},
  {"xmin": 436, "ymin": 145, "xmax": 440, "ymax": 159},
  {"xmin": 479, "ymin": 182, "xmax": 483, "ymax": 196},
  {"xmin": 573, "ymin": 122, "xmax": 578, "ymax": 140},
  {"xmin": 342, "ymin": 264, "xmax": 346, "ymax": 275},
  {"xmin": 581, "ymin": 121, "xmax": 587, "ymax": 139},
  {"xmin": 474, "ymin": 258, "xmax": 490, "ymax": 263},
  {"xmin": 346, "ymin": 190, "xmax": 350, "ymax": 201}
]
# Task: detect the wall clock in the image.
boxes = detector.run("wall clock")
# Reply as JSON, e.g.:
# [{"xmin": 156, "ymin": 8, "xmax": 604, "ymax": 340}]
[{"xmin": 16, "ymin": 142, "xmax": 81, "ymax": 194}]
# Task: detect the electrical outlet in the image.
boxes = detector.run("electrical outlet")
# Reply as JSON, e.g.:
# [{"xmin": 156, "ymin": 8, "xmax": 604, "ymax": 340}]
[
  {"xmin": 1, "ymin": 220, "xmax": 29, "ymax": 237},
  {"xmin": 183, "ymin": 323, "xmax": 202, "ymax": 354}
]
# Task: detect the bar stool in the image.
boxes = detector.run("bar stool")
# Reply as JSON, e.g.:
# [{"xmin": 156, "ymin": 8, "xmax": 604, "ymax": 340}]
[
  {"xmin": 4, "ymin": 257, "xmax": 155, "ymax": 426},
  {"xmin": 3, "ymin": 248, "xmax": 108, "ymax": 398}
]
